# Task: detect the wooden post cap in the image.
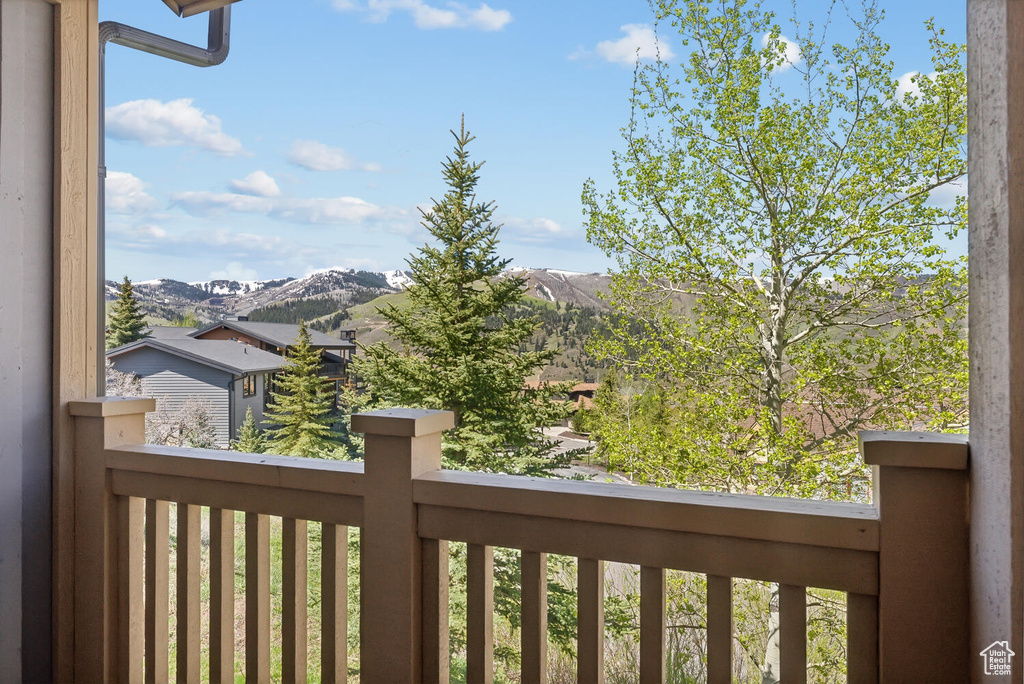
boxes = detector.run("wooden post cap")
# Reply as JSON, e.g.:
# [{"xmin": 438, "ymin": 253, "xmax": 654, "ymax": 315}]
[
  {"xmin": 68, "ymin": 397, "xmax": 156, "ymax": 417},
  {"xmin": 351, "ymin": 409, "xmax": 455, "ymax": 437},
  {"xmin": 860, "ymin": 431, "xmax": 968, "ymax": 470}
]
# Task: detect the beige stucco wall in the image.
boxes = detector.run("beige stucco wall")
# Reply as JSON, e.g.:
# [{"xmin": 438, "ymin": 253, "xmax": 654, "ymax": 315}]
[
  {"xmin": 967, "ymin": 1, "xmax": 1024, "ymax": 680},
  {"xmin": 0, "ymin": 2, "xmax": 55, "ymax": 681}
]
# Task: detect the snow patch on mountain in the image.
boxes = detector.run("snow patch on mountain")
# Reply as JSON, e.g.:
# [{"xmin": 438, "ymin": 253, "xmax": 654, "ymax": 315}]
[
  {"xmin": 535, "ymin": 284, "xmax": 556, "ymax": 302},
  {"xmin": 545, "ymin": 268, "xmax": 591, "ymax": 278},
  {"xmin": 189, "ymin": 279, "xmax": 267, "ymax": 296},
  {"xmin": 383, "ymin": 269, "xmax": 414, "ymax": 290}
]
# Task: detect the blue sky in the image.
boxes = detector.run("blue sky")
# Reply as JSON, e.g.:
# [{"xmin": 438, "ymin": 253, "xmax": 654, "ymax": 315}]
[{"xmin": 101, "ymin": 0, "xmax": 966, "ymax": 283}]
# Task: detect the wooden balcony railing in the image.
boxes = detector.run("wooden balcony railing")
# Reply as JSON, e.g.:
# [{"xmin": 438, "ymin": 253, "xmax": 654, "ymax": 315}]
[
  {"xmin": 68, "ymin": 398, "xmax": 969, "ymax": 683},
  {"xmin": 318, "ymin": 363, "xmax": 347, "ymax": 378}
]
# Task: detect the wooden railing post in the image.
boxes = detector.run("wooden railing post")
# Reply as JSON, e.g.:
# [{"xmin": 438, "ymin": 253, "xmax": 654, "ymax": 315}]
[
  {"xmin": 862, "ymin": 431, "xmax": 969, "ymax": 682},
  {"xmin": 69, "ymin": 397, "xmax": 154, "ymax": 682},
  {"xmin": 353, "ymin": 408, "xmax": 454, "ymax": 683}
]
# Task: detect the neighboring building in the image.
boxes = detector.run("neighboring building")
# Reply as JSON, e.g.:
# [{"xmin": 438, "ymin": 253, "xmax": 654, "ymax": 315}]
[
  {"xmin": 107, "ymin": 337, "xmax": 285, "ymax": 447},
  {"xmin": 107, "ymin": 320, "xmax": 357, "ymax": 446},
  {"xmin": 189, "ymin": 318, "xmax": 357, "ymax": 386},
  {"xmin": 568, "ymin": 382, "xmax": 599, "ymax": 410}
]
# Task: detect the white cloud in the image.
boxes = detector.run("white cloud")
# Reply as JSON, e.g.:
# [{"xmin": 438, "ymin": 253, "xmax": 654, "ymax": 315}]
[
  {"xmin": 501, "ymin": 216, "xmax": 581, "ymax": 246},
  {"xmin": 581, "ymin": 24, "xmax": 674, "ymax": 66},
  {"xmin": 109, "ymin": 223, "xmax": 317, "ymax": 261},
  {"xmin": 896, "ymin": 70, "xmax": 938, "ymax": 100},
  {"xmin": 135, "ymin": 224, "xmax": 168, "ymax": 239},
  {"xmin": 229, "ymin": 170, "xmax": 281, "ymax": 197},
  {"xmin": 760, "ymin": 33, "xmax": 802, "ymax": 72},
  {"xmin": 106, "ymin": 171, "xmax": 157, "ymax": 213},
  {"xmin": 106, "ymin": 98, "xmax": 247, "ymax": 156},
  {"xmin": 171, "ymin": 189, "xmax": 398, "ymax": 225},
  {"xmin": 468, "ymin": 4, "xmax": 511, "ymax": 31},
  {"xmin": 210, "ymin": 261, "xmax": 259, "ymax": 281},
  {"xmin": 287, "ymin": 140, "xmax": 382, "ymax": 172},
  {"xmin": 333, "ymin": 0, "xmax": 512, "ymax": 31}
]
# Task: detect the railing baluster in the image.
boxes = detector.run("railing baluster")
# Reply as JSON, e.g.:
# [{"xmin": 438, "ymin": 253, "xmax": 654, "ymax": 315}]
[
  {"xmin": 282, "ymin": 518, "xmax": 308, "ymax": 684},
  {"xmin": 246, "ymin": 513, "xmax": 270, "ymax": 683},
  {"xmin": 521, "ymin": 551, "xmax": 548, "ymax": 684},
  {"xmin": 321, "ymin": 528, "xmax": 350, "ymax": 679},
  {"xmin": 209, "ymin": 508, "xmax": 234, "ymax": 684},
  {"xmin": 175, "ymin": 504, "xmax": 200, "ymax": 684},
  {"xmin": 640, "ymin": 566, "xmax": 666, "ymax": 684},
  {"xmin": 145, "ymin": 500, "xmax": 170, "ymax": 684},
  {"xmin": 577, "ymin": 558, "xmax": 605, "ymax": 684},
  {"xmin": 422, "ymin": 538, "xmax": 449, "ymax": 684},
  {"xmin": 706, "ymin": 575, "xmax": 733, "ymax": 684},
  {"xmin": 322, "ymin": 524, "xmax": 348, "ymax": 684},
  {"xmin": 780, "ymin": 584, "xmax": 807, "ymax": 684},
  {"xmin": 847, "ymin": 593, "xmax": 879, "ymax": 684},
  {"xmin": 118, "ymin": 496, "xmax": 145, "ymax": 684},
  {"xmin": 467, "ymin": 543, "xmax": 494, "ymax": 684}
]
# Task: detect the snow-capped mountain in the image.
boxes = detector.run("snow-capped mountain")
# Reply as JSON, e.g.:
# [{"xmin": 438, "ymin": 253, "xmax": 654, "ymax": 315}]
[
  {"xmin": 515, "ymin": 268, "xmax": 611, "ymax": 310},
  {"xmin": 109, "ymin": 267, "xmax": 613, "ymax": 324}
]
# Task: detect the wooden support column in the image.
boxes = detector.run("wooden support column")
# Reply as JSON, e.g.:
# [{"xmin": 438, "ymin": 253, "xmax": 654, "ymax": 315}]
[
  {"xmin": 52, "ymin": 0, "xmax": 101, "ymax": 678},
  {"xmin": 862, "ymin": 431, "xmax": 969, "ymax": 682},
  {"xmin": 68, "ymin": 397, "xmax": 154, "ymax": 682},
  {"xmin": 352, "ymin": 408, "xmax": 454, "ymax": 683}
]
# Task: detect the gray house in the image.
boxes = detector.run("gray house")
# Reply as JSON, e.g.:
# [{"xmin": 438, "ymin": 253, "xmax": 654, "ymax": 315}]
[{"xmin": 107, "ymin": 337, "xmax": 285, "ymax": 447}]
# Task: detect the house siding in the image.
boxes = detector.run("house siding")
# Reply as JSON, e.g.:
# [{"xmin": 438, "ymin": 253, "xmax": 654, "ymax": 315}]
[
  {"xmin": 110, "ymin": 347, "xmax": 233, "ymax": 446},
  {"xmin": 232, "ymin": 373, "xmax": 269, "ymax": 442}
]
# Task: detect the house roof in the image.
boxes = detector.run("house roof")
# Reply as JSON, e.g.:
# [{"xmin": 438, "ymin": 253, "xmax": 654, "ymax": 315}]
[
  {"xmin": 190, "ymin": 320, "xmax": 356, "ymax": 349},
  {"xmin": 107, "ymin": 338, "xmax": 286, "ymax": 376},
  {"xmin": 145, "ymin": 325, "xmax": 199, "ymax": 339}
]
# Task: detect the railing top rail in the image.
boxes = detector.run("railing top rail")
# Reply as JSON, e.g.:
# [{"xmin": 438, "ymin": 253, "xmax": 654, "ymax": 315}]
[
  {"xmin": 860, "ymin": 430, "xmax": 969, "ymax": 470},
  {"xmin": 414, "ymin": 469, "xmax": 879, "ymax": 552},
  {"xmin": 107, "ymin": 444, "xmax": 365, "ymax": 497}
]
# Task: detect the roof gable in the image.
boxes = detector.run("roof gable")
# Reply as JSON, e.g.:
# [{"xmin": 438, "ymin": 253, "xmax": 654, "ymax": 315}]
[{"xmin": 190, "ymin": 320, "xmax": 355, "ymax": 349}]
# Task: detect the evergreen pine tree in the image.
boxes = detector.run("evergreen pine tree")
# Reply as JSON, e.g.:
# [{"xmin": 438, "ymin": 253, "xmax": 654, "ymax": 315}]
[
  {"xmin": 231, "ymin": 406, "xmax": 267, "ymax": 454},
  {"xmin": 106, "ymin": 276, "xmax": 150, "ymax": 349},
  {"xmin": 354, "ymin": 119, "xmax": 574, "ymax": 475},
  {"xmin": 263, "ymin": 322, "xmax": 339, "ymax": 458}
]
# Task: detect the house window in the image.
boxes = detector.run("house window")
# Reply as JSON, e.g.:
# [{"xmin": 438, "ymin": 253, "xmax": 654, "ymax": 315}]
[{"xmin": 242, "ymin": 375, "xmax": 256, "ymax": 397}]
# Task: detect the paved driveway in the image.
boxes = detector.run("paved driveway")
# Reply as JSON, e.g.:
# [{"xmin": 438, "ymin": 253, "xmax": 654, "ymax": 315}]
[{"xmin": 542, "ymin": 426, "xmax": 634, "ymax": 484}]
